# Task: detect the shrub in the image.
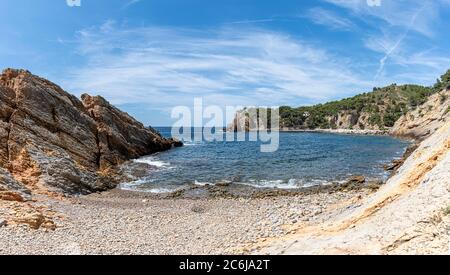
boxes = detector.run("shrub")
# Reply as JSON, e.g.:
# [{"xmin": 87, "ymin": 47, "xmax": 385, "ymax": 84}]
[
  {"xmin": 383, "ymin": 112, "xmax": 400, "ymax": 127},
  {"xmin": 275, "ymin": 71, "xmax": 448, "ymax": 129},
  {"xmin": 369, "ymin": 114, "xmax": 382, "ymax": 127},
  {"xmin": 444, "ymin": 205, "xmax": 450, "ymax": 216}
]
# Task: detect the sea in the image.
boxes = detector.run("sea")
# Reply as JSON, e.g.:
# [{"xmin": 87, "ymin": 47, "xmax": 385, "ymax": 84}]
[{"xmin": 120, "ymin": 127, "xmax": 410, "ymax": 193}]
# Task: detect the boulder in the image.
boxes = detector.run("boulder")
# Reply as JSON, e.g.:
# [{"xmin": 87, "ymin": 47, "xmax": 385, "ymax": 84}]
[
  {"xmin": 81, "ymin": 94, "xmax": 183, "ymax": 169},
  {"xmin": 347, "ymin": 176, "xmax": 366, "ymax": 184},
  {"xmin": 384, "ymin": 159, "xmax": 404, "ymax": 171},
  {"xmin": 0, "ymin": 68, "xmax": 181, "ymax": 195},
  {"xmin": 15, "ymin": 213, "xmax": 45, "ymax": 230}
]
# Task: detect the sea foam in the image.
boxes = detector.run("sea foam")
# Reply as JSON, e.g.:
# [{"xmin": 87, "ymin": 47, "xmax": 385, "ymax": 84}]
[{"xmin": 134, "ymin": 157, "xmax": 170, "ymax": 168}]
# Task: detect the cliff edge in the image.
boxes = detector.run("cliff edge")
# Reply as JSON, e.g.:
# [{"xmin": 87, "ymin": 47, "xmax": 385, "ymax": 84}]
[
  {"xmin": 255, "ymin": 92, "xmax": 450, "ymax": 254},
  {"xmin": 0, "ymin": 69, "xmax": 181, "ymax": 198}
]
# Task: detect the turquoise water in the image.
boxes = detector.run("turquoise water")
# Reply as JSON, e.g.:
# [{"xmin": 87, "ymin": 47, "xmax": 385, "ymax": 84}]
[{"xmin": 121, "ymin": 128, "xmax": 410, "ymax": 193}]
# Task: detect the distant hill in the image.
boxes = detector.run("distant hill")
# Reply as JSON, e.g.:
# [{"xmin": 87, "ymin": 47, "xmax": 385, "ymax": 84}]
[{"xmin": 230, "ymin": 70, "xmax": 450, "ymax": 131}]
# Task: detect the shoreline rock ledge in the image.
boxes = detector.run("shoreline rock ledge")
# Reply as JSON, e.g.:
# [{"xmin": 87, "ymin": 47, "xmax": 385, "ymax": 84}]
[{"xmin": 0, "ymin": 68, "xmax": 182, "ymax": 196}]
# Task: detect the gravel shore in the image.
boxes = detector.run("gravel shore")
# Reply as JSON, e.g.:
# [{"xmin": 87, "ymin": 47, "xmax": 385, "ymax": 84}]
[{"xmin": 0, "ymin": 188, "xmax": 370, "ymax": 255}]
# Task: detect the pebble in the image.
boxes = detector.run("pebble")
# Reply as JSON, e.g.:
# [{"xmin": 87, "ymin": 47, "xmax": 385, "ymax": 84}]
[{"xmin": 0, "ymin": 188, "xmax": 369, "ymax": 255}]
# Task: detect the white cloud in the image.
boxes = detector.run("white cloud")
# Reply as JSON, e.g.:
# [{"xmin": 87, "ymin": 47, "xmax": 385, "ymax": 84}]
[
  {"xmin": 324, "ymin": 0, "xmax": 443, "ymax": 37},
  {"xmin": 228, "ymin": 19, "xmax": 276, "ymax": 25},
  {"xmin": 123, "ymin": 0, "xmax": 140, "ymax": 8},
  {"xmin": 327, "ymin": 0, "xmax": 449, "ymax": 79},
  {"xmin": 364, "ymin": 31, "xmax": 450, "ymax": 84},
  {"xmin": 304, "ymin": 7, "xmax": 356, "ymax": 31},
  {"xmin": 62, "ymin": 22, "xmax": 372, "ymax": 111}
]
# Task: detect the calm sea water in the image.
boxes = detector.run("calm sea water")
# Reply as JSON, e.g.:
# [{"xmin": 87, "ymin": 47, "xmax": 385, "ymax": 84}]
[{"xmin": 121, "ymin": 127, "xmax": 410, "ymax": 193}]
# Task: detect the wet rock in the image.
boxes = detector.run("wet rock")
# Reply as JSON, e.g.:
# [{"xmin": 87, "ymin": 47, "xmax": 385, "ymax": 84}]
[
  {"xmin": 384, "ymin": 159, "xmax": 404, "ymax": 171},
  {"xmin": 364, "ymin": 181, "xmax": 383, "ymax": 192},
  {"xmin": 347, "ymin": 176, "xmax": 366, "ymax": 184},
  {"xmin": 215, "ymin": 181, "xmax": 232, "ymax": 187}
]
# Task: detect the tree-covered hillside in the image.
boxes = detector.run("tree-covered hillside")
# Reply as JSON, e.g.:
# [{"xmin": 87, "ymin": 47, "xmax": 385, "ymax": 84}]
[{"xmin": 278, "ymin": 70, "xmax": 450, "ymax": 130}]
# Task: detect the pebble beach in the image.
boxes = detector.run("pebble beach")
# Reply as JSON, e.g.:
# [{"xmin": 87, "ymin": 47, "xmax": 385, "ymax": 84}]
[{"xmin": 0, "ymin": 187, "xmax": 371, "ymax": 255}]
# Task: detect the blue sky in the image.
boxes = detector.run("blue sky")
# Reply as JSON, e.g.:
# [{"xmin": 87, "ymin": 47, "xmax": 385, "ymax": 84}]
[{"xmin": 1, "ymin": 0, "xmax": 450, "ymax": 125}]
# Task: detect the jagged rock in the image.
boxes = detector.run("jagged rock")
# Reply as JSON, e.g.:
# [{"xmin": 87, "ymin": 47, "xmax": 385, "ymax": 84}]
[
  {"xmin": 391, "ymin": 91, "xmax": 450, "ymax": 140},
  {"xmin": 384, "ymin": 159, "xmax": 404, "ymax": 171},
  {"xmin": 0, "ymin": 167, "xmax": 31, "ymax": 201},
  {"xmin": 0, "ymin": 191, "xmax": 25, "ymax": 202},
  {"xmin": 15, "ymin": 213, "xmax": 45, "ymax": 230},
  {"xmin": 0, "ymin": 68, "xmax": 181, "ymax": 195},
  {"xmin": 227, "ymin": 108, "xmax": 271, "ymax": 132},
  {"xmin": 41, "ymin": 220, "xmax": 57, "ymax": 231},
  {"xmin": 347, "ymin": 176, "xmax": 366, "ymax": 184},
  {"xmin": 81, "ymin": 94, "xmax": 182, "ymax": 169}
]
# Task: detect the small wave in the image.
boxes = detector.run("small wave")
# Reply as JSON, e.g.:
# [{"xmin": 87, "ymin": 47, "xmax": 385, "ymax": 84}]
[
  {"xmin": 236, "ymin": 178, "xmax": 341, "ymax": 189},
  {"xmin": 194, "ymin": 180, "xmax": 212, "ymax": 186},
  {"xmin": 237, "ymin": 179, "xmax": 299, "ymax": 189},
  {"xmin": 120, "ymin": 180, "xmax": 182, "ymax": 194},
  {"xmin": 119, "ymin": 179, "xmax": 150, "ymax": 190},
  {"xmin": 146, "ymin": 188, "xmax": 179, "ymax": 194},
  {"xmin": 134, "ymin": 157, "xmax": 170, "ymax": 168}
]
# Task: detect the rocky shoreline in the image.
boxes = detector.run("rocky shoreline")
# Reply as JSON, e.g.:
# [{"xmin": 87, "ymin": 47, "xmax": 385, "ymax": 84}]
[
  {"xmin": 1, "ymin": 69, "xmax": 449, "ymax": 255},
  {"xmin": 0, "ymin": 68, "xmax": 182, "ymax": 196},
  {"xmin": 279, "ymin": 128, "xmax": 389, "ymax": 136},
  {"xmin": 0, "ymin": 186, "xmax": 373, "ymax": 255}
]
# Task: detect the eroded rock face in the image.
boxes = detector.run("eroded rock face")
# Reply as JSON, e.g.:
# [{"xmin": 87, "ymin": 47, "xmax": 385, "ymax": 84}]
[
  {"xmin": 391, "ymin": 91, "xmax": 450, "ymax": 140},
  {"xmin": 0, "ymin": 68, "xmax": 181, "ymax": 195},
  {"xmin": 81, "ymin": 94, "xmax": 182, "ymax": 169},
  {"xmin": 0, "ymin": 167, "xmax": 30, "ymax": 196}
]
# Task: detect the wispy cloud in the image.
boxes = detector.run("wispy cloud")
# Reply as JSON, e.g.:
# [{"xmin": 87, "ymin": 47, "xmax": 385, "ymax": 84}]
[
  {"xmin": 370, "ymin": 2, "xmax": 428, "ymax": 79},
  {"xmin": 365, "ymin": 33, "xmax": 450, "ymax": 84},
  {"xmin": 228, "ymin": 19, "xmax": 276, "ymax": 25},
  {"xmin": 324, "ymin": 0, "xmax": 449, "ymax": 80},
  {"xmin": 62, "ymin": 22, "xmax": 371, "ymax": 112},
  {"xmin": 324, "ymin": 0, "xmax": 443, "ymax": 37},
  {"xmin": 123, "ymin": 0, "xmax": 140, "ymax": 8},
  {"xmin": 304, "ymin": 7, "xmax": 356, "ymax": 31}
]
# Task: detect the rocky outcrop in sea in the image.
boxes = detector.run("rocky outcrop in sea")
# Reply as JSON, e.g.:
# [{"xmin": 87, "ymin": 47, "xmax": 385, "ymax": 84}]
[{"xmin": 0, "ymin": 69, "xmax": 181, "ymax": 197}]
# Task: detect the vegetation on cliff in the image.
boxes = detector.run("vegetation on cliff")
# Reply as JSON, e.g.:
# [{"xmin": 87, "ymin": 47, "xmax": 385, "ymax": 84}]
[{"xmin": 278, "ymin": 70, "xmax": 450, "ymax": 130}]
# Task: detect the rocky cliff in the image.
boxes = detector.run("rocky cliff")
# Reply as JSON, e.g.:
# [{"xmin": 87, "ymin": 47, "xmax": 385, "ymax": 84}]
[
  {"xmin": 0, "ymin": 69, "xmax": 181, "ymax": 197},
  {"xmin": 229, "ymin": 70, "xmax": 450, "ymax": 133},
  {"xmin": 255, "ymin": 88, "xmax": 450, "ymax": 255},
  {"xmin": 391, "ymin": 90, "xmax": 449, "ymax": 140}
]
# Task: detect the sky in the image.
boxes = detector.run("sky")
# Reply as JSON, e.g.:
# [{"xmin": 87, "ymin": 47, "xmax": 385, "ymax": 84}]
[{"xmin": 1, "ymin": 0, "xmax": 450, "ymax": 126}]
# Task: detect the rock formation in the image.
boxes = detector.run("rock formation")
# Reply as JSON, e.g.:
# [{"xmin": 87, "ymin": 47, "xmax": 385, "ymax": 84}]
[
  {"xmin": 0, "ymin": 68, "xmax": 181, "ymax": 196},
  {"xmin": 228, "ymin": 79, "xmax": 449, "ymax": 133},
  {"xmin": 256, "ymin": 90, "xmax": 450, "ymax": 255},
  {"xmin": 391, "ymin": 90, "xmax": 449, "ymax": 140}
]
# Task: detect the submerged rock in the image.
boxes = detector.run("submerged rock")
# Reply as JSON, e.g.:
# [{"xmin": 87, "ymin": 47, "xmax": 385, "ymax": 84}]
[
  {"xmin": 0, "ymin": 68, "xmax": 181, "ymax": 195},
  {"xmin": 347, "ymin": 176, "xmax": 366, "ymax": 184}
]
